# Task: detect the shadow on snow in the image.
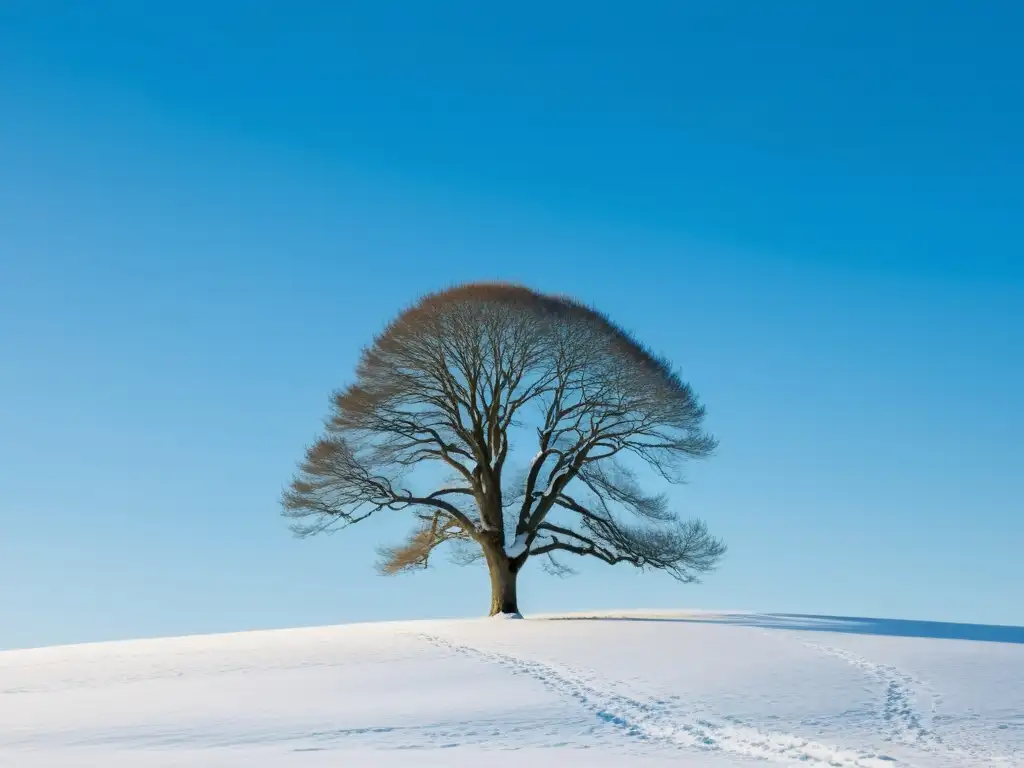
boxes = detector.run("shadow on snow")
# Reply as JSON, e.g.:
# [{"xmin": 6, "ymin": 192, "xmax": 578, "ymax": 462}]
[{"xmin": 543, "ymin": 612, "xmax": 1024, "ymax": 644}]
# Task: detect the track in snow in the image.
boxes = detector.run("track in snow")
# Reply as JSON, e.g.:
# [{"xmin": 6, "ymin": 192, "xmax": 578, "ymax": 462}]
[
  {"xmin": 802, "ymin": 641, "xmax": 936, "ymax": 747},
  {"xmin": 415, "ymin": 632, "xmax": 904, "ymax": 767},
  {"xmin": 801, "ymin": 640, "xmax": 1021, "ymax": 766}
]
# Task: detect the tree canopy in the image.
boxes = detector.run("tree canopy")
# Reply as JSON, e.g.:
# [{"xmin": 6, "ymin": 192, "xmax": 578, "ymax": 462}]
[{"xmin": 283, "ymin": 282, "xmax": 725, "ymax": 615}]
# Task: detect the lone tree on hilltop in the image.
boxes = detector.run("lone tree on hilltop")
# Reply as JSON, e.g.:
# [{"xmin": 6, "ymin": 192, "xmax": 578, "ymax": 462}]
[{"xmin": 282, "ymin": 283, "xmax": 725, "ymax": 616}]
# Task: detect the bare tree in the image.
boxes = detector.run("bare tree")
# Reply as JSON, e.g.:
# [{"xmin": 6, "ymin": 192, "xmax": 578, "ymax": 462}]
[{"xmin": 283, "ymin": 283, "xmax": 725, "ymax": 616}]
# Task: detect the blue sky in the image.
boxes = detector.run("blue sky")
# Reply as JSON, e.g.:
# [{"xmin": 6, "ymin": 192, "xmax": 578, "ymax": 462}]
[{"xmin": 1, "ymin": 2, "xmax": 1021, "ymax": 649}]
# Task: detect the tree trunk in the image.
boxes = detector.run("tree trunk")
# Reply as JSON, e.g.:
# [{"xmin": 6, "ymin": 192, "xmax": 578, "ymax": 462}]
[{"xmin": 487, "ymin": 553, "xmax": 520, "ymax": 616}]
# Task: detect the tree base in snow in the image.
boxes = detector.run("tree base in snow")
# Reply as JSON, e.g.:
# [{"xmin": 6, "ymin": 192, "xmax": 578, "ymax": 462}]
[{"xmin": 491, "ymin": 612, "xmax": 524, "ymax": 620}]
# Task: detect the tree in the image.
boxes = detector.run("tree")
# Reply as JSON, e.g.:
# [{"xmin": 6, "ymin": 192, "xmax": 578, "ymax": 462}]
[{"xmin": 282, "ymin": 283, "xmax": 725, "ymax": 616}]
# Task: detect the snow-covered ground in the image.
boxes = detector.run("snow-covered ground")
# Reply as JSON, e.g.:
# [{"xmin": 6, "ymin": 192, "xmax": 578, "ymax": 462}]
[{"xmin": 2, "ymin": 611, "xmax": 1022, "ymax": 767}]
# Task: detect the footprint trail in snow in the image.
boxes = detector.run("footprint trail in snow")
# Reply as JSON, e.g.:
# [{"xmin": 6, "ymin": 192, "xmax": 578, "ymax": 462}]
[{"xmin": 416, "ymin": 632, "xmax": 906, "ymax": 767}]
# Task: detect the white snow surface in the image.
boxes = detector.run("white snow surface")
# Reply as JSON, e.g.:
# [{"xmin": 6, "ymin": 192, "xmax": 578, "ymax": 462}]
[
  {"xmin": 505, "ymin": 532, "xmax": 529, "ymax": 558},
  {"xmin": 2, "ymin": 610, "xmax": 1023, "ymax": 767}
]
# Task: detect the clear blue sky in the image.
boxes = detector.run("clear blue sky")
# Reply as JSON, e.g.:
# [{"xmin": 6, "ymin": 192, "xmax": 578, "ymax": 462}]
[{"xmin": 1, "ymin": 2, "xmax": 1021, "ymax": 650}]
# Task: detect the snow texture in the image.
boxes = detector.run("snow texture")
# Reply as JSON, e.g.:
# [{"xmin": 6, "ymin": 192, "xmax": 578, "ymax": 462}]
[
  {"xmin": 2, "ymin": 610, "xmax": 1022, "ymax": 767},
  {"xmin": 505, "ymin": 533, "xmax": 529, "ymax": 558}
]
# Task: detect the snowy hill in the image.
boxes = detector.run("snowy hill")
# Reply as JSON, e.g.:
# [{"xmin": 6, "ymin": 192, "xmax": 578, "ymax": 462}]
[{"xmin": 2, "ymin": 611, "xmax": 1022, "ymax": 767}]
